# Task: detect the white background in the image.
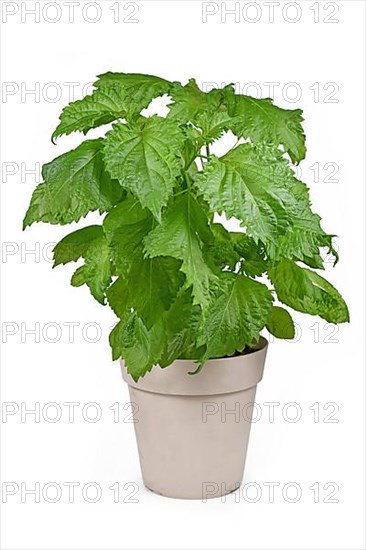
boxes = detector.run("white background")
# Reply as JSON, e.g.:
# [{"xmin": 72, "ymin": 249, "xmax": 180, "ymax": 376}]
[{"xmin": 1, "ymin": 1, "xmax": 365, "ymax": 549}]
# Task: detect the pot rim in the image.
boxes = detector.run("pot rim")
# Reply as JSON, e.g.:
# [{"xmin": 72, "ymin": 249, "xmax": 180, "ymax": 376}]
[
  {"xmin": 121, "ymin": 337, "xmax": 268, "ymax": 397},
  {"xmin": 173, "ymin": 336, "xmax": 268, "ymax": 366}
]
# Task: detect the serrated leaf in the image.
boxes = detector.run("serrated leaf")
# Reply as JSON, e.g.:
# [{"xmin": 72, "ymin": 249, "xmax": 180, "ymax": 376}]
[
  {"xmin": 170, "ymin": 83, "xmax": 306, "ymax": 162},
  {"xmin": 52, "ymin": 88, "xmax": 127, "ymax": 142},
  {"xmin": 199, "ymin": 273, "xmax": 273, "ymax": 362},
  {"xmin": 202, "ymin": 223, "xmax": 268, "ymax": 276},
  {"xmin": 109, "ymin": 319, "xmax": 126, "ymax": 362},
  {"xmin": 168, "ymin": 79, "xmax": 208, "ymax": 121},
  {"xmin": 53, "ymin": 225, "xmax": 104, "ymax": 266},
  {"xmin": 230, "ymin": 232, "xmax": 268, "ymax": 277},
  {"xmin": 110, "ymin": 312, "xmax": 163, "ymax": 381},
  {"xmin": 269, "ymin": 259, "xmax": 349, "ymax": 323},
  {"xmin": 70, "ymin": 235, "xmax": 111, "ymax": 304},
  {"xmin": 106, "ymin": 277, "xmax": 130, "ymax": 318},
  {"xmin": 196, "ymin": 144, "xmax": 298, "ymax": 244},
  {"xmin": 120, "ymin": 314, "xmax": 153, "ymax": 380},
  {"xmin": 204, "ymin": 223, "xmax": 241, "ymax": 272},
  {"xmin": 274, "ymin": 223, "xmax": 331, "ymax": 269},
  {"xmin": 95, "ymin": 72, "xmax": 172, "ymax": 109},
  {"xmin": 109, "ymin": 314, "xmax": 150, "ymax": 378},
  {"xmin": 168, "ymin": 80, "xmax": 233, "ymax": 143},
  {"xmin": 23, "ymin": 139, "xmax": 122, "ymax": 227},
  {"xmin": 110, "ymin": 288, "xmax": 204, "ymax": 376},
  {"xmin": 267, "ymin": 180, "xmax": 335, "ymax": 269},
  {"xmin": 128, "ymin": 256, "xmax": 184, "ymax": 328},
  {"xmin": 103, "ymin": 117, "xmax": 185, "ymax": 220},
  {"xmin": 266, "ymin": 306, "xmax": 295, "ymax": 339},
  {"xmin": 144, "ymin": 193, "xmax": 217, "ymax": 308},
  {"xmin": 103, "ymin": 195, "xmax": 153, "ymax": 273},
  {"xmin": 53, "ymin": 72, "xmax": 173, "ymax": 140},
  {"xmin": 108, "ymin": 255, "xmax": 184, "ymax": 329},
  {"xmin": 226, "ymin": 92, "xmax": 306, "ymax": 164},
  {"xmin": 70, "ymin": 266, "xmax": 86, "ymax": 287},
  {"xmin": 158, "ymin": 288, "xmax": 204, "ymax": 367}
]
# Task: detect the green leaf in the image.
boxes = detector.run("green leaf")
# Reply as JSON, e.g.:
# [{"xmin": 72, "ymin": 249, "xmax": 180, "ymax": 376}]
[
  {"xmin": 103, "ymin": 117, "xmax": 185, "ymax": 220},
  {"xmin": 267, "ymin": 179, "xmax": 335, "ymax": 268},
  {"xmin": 226, "ymin": 92, "xmax": 306, "ymax": 164},
  {"xmin": 199, "ymin": 273, "xmax": 273, "ymax": 362},
  {"xmin": 230, "ymin": 233, "xmax": 268, "ymax": 277},
  {"xmin": 106, "ymin": 277, "xmax": 130, "ymax": 318},
  {"xmin": 52, "ymin": 72, "xmax": 173, "ymax": 140},
  {"xmin": 109, "ymin": 314, "xmax": 150, "ymax": 378},
  {"xmin": 95, "ymin": 72, "xmax": 173, "ymax": 111},
  {"xmin": 128, "ymin": 256, "xmax": 184, "ymax": 328},
  {"xmin": 266, "ymin": 306, "xmax": 295, "ymax": 339},
  {"xmin": 70, "ymin": 266, "xmax": 86, "ymax": 287},
  {"xmin": 70, "ymin": 235, "xmax": 111, "ymax": 304},
  {"xmin": 269, "ymin": 259, "xmax": 349, "ymax": 323},
  {"xmin": 23, "ymin": 139, "xmax": 122, "ymax": 227},
  {"xmin": 52, "ymin": 88, "xmax": 127, "ymax": 142},
  {"xmin": 53, "ymin": 225, "xmax": 104, "ymax": 266},
  {"xmin": 274, "ymin": 222, "xmax": 331, "ymax": 269},
  {"xmin": 201, "ymin": 223, "xmax": 267, "ymax": 277},
  {"xmin": 109, "ymin": 318, "xmax": 126, "ymax": 362},
  {"xmin": 168, "ymin": 79, "xmax": 209, "ymax": 121},
  {"xmin": 108, "ymin": 256, "xmax": 184, "ymax": 329},
  {"xmin": 169, "ymin": 82, "xmax": 306, "ymax": 162},
  {"xmin": 196, "ymin": 144, "xmax": 298, "ymax": 244},
  {"xmin": 144, "ymin": 193, "xmax": 217, "ymax": 308},
  {"xmin": 103, "ymin": 195, "xmax": 153, "ymax": 274},
  {"xmin": 110, "ymin": 312, "xmax": 163, "ymax": 381},
  {"xmin": 168, "ymin": 80, "xmax": 233, "ymax": 143},
  {"xmin": 204, "ymin": 223, "xmax": 241, "ymax": 272},
  {"xmin": 110, "ymin": 291, "xmax": 204, "ymax": 377},
  {"xmin": 158, "ymin": 289, "xmax": 204, "ymax": 367}
]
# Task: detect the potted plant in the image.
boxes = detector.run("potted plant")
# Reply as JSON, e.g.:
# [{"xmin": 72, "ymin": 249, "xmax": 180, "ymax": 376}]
[{"xmin": 24, "ymin": 73, "xmax": 349, "ymax": 500}]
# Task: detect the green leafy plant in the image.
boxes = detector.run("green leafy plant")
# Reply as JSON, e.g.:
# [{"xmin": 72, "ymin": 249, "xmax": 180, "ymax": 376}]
[{"xmin": 23, "ymin": 73, "xmax": 349, "ymax": 381}]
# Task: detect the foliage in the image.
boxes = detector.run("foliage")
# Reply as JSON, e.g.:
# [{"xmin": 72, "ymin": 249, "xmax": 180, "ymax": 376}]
[{"xmin": 24, "ymin": 73, "xmax": 349, "ymax": 380}]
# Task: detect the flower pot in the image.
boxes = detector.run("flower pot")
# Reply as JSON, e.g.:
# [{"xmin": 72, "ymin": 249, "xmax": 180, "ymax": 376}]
[{"xmin": 121, "ymin": 337, "xmax": 268, "ymax": 500}]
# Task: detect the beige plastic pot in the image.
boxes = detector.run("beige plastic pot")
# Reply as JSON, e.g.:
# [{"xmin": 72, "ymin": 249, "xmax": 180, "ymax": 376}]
[{"xmin": 121, "ymin": 337, "xmax": 268, "ymax": 500}]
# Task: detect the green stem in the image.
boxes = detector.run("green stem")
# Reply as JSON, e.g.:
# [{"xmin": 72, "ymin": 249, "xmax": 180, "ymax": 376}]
[
  {"xmin": 185, "ymin": 147, "xmax": 201, "ymax": 171},
  {"xmin": 173, "ymin": 188, "xmax": 188, "ymax": 198},
  {"xmin": 227, "ymin": 137, "xmax": 241, "ymax": 154},
  {"xmin": 184, "ymin": 171, "xmax": 192, "ymax": 191}
]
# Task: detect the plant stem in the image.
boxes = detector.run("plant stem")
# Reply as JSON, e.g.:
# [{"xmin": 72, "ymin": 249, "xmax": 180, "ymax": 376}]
[
  {"xmin": 173, "ymin": 188, "xmax": 188, "ymax": 198},
  {"xmin": 227, "ymin": 137, "xmax": 241, "ymax": 155},
  {"xmin": 185, "ymin": 147, "xmax": 202, "ymax": 171},
  {"xmin": 184, "ymin": 171, "xmax": 191, "ymax": 191}
]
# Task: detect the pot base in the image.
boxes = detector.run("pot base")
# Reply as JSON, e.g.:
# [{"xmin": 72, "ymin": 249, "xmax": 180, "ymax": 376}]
[{"xmin": 144, "ymin": 480, "xmax": 242, "ymax": 500}]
